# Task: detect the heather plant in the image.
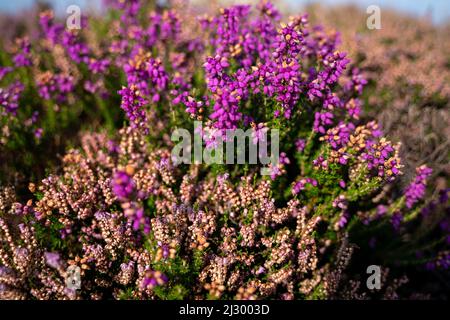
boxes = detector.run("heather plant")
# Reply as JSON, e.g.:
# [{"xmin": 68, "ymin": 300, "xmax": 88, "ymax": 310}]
[
  {"xmin": 0, "ymin": 1, "xmax": 448, "ymax": 300},
  {"xmin": 306, "ymin": 4, "xmax": 450, "ymax": 179}
]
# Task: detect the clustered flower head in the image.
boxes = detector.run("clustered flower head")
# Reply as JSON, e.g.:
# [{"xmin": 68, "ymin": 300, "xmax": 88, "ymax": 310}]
[
  {"xmin": 13, "ymin": 37, "xmax": 32, "ymax": 68},
  {"xmin": 361, "ymin": 138, "xmax": 401, "ymax": 179},
  {"xmin": 36, "ymin": 71, "xmax": 74, "ymax": 103},
  {"xmin": 118, "ymin": 85, "xmax": 148, "ymax": 133},
  {"xmin": 404, "ymin": 165, "xmax": 433, "ymax": 208},
  {"xmin": 0, "ymin": 81, "xmax": 24, "ymax": 115},
  {"xmin": 292, "ymin": 177, "xmax": 317, "ymax": 195},
  {"xmin": 112, "ymin": 170, "xmax": 136, "ymax": 201}
]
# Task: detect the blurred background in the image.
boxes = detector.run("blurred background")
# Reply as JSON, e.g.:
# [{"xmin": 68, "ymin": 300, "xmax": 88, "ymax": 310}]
[{"xmin": 0, "ymin": 0, "xmax": 449, "ymax": 24}]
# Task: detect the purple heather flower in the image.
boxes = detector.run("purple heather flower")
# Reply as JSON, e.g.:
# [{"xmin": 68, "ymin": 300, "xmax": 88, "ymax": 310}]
[
  {"xmin": 0, "ymin": 81, "xmax": 24, "ymax": 115},
  {"xmin": 404, "ymin": 165, "xmax": 433, "ymax": 209},
  {"xmin": 256, "ymin": 266, "xmax": 266, "ymax": 275},
  {"xmin": 0, "ymin": 66, "xmax": 13, "ymax": 81},
  {"xmin": 45, "ymin": 252, "xmax": 62, "ymax": 269},
  {"xmin": 84, "ymin": 80, "xmax": 102, "ymax": 94},
  {"xmin": 62, "ymin": 30, "xmax": 90, "ymax": 64},
  {"xmin": 204, "ymin": 55, "xmax": 246, "ymax": 131},
  {"xmin": 313, "ymin": 155, "xmax": 328, "ymax": 170},
  {"xmin": 313, "ymin": 111, "xmax": 334, "ymax": 134},
  {"xmin": 268, "ymin": 152, "xmax": 290, "ymax": 180},
  {"xmin": 332, "ymin": 195, "xmax": 348, "ymax": 210},
  {"xmin": 36, "ymin": 72, "xmax": 74, "ymax": 102},
  {"xmin": 182, "ymin": 95, "xmax": 204, "ymax": 116},
  {"xmin": 251, "ymin": 123, "xmax": 268, "ymax": 144},
  {"xmin": 106, "ymin": 0, "xmax": 140, "ymax": 28},
  {"xmin": 335, "ymin": 211, "xmax": 349, "ymax": 229},
  {"xmin": 13, "ymin": 37, "xmax": 32, "ymax": 67},
  {"xmin": 292, "ymin": 177, "xmax": 317, "ymax": 194},
  {"xmin": 255, "ymin": 18, "xmax": 306, "ymax": 118},
  {"xmin": 132, "ymin": 207, "xmax": 144, "ymax": 231},
  {"xmin": 157, "ymin": 243, "xmax": 171, "ymax": 259},
  {"xmin": 124, "ymin": 51, "xmax": 169, "ymax": 103},
  {"xmin": 361, "ymin": 138, "xmax": 401, "ymax": 179},
  {"xmin": 39, "ymin": 10, "xmax": 64, "ymax": 44},
  {"xmin": 391, "ymin": 211, "xmax": 403, "ymax": 231},
  {"xmin": 207, "ymin": 5, "xmax": 252, "ymax": 59},
  {"xmin": 112, "ymin": 170, "xmax": 136, "ymax": 200},
  {"xmin": 159, "ymin": 10, "xmax": 181, "ymax": 41},
  {"xmin": 376, "ymin": 205, "xmax": 387, "ymax": 218},
  {"xmin": 111, "ymin": 170, "xmax": 150, "ymax": 233},
  {"xmin": 295, "ymin": 139, "xmax": 306, "ymax": 152},
  {"xmin": 329, "ymin": 122, "xmax": 354, "ymax": 149},
  {"xmin": 323, "ymin": 92, "xmax": 342, "ymax": 110},
  {"xmin": 118, "ymin": 85, "xmax": 148, "ymax": 133},
  {"xmin": 322, "ymin": 51, "xmax": 350, "ymax": 85},
  {"xmin": 107, "ymin": 140, "xmax": 119, "ymax": 154},
  {"xmin": 141, "ymin": 270, "xmax": 168, "ymax": 289},
  {"xmin": 344, "ymin": 67, "xmax": 368, "ymax": 95},
  {"xmin": 425, "ymin": 252, "xmax": 450, "ymax": 271},
  {"xmin": 344, "ymin": 98, "xmax": 362, "ymax": 119},
  {"xmin": 147, "ymin": 58, "xmax": 169, "ymax": 102},
  {"xmin": 34, "ymin": 128, "xmax": 44, "ymax": 139},
  {"xmin": 88, "ymin": 58, "xmax": 110, "ymax": 74},
  {"xmin": 306, "ymin": 50, "xmax": 349, "ymax": 103}
]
